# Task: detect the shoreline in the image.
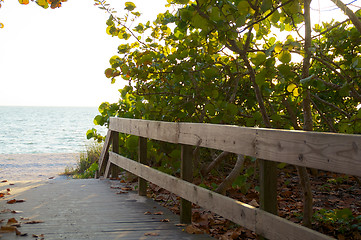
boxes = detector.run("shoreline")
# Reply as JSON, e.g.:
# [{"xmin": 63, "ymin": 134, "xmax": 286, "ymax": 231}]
[{"xmin": 0, "ymin": 153, "xmax": 80, "ymax": 181}]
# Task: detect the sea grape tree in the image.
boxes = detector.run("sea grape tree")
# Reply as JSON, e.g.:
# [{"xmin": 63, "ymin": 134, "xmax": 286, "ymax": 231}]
[{"xmin": 90, "ymin": 0, "xmax": 361, "ymax": 227}]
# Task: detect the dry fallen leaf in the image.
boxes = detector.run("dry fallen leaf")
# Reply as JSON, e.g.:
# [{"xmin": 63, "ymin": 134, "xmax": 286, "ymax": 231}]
[
  {"xmin": 24, "ymin": 220, "xmax": 44, "ymax": 224},
  {"xmin": 0, "ymin": 193, "xmax": 4, "ymax": 198},
  {"xmin": 160, "ymin": 219, "xmax": 170, "ymax": 222},
  {"xmin": 175, "ymin": 223, "xmax": 187, "ymax": 227},
  {"xmin": 153, "ymin": 211, "xmax": 163, "ymax": 215},
  {"xmin": 121, "ymin": 187, "xmax": 132, "ymax": 191},
  {"xmin": 32, "ymin": 233, "xmax": 45, "ymax": 238},
  {"xmin": 185, "ymin": 225, "xmax": 204, "ymax": 234},
  {"xmin": 144, "ymin": 211, "xmax": 152, "ymax": 215},
  {"xmin": 248, "ymin": 199, "xmax": 259, "ymax": 207},
  {"xmin": 7, "ymin": 199, "xmax": 25, "ymax": 204},
  {"xmin": 15, "ymin": 228, "xmax": 27, "ymax": 236},
  {"xmin": 144, "ymin": 232, "xmax": 159, "ymax": 236},
  {"xmin": 1, "ymin": 180, "xmax": 8, "ymax": 183},
  {"xmin": 116, "ymin": 190, "xmax": 128, "ymax": 194},
  {"xmin": 7, "ymin": 218, "xmax": 20, "ymax": 227},
  {"xmin": 0, "ymin": 225, "xmax": 17, "ymax": 233},
  {"xmin": 11, "ymin": 210, "xmax": 22, "ymax": 214}
]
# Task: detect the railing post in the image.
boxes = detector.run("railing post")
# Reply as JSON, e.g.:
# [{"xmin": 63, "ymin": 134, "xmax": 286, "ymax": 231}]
[
  {"xmin": 180, "ymin": 144, "xmax": 193, "ymax": 224},
  {"xmin": 259, "ymin": 159, "xmax": 278, "ymax": 214},
  {"xmin": 138, "ymin": 137, "xmax": 147, "ymax": 196},
  {"xmin": 258, "ymin": 159, "xmax": 278, "ymax": 239},
  {"xmin": 111, "ymin": 131, "xmax": 120, "ymax": 179}
]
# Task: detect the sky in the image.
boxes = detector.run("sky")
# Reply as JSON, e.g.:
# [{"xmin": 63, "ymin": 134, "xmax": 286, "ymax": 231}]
[
  {"xmin": 0, "ymin": 0, "xmax": 359, "ymax": 107},
  {"xmin": 0, "ymin": 0, "xmax": 168, "ymax": 107}
]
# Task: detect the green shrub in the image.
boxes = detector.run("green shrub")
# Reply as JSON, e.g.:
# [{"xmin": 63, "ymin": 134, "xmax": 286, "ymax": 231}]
[
  {"xmin": 63, "ymin": 141, "xmax": 102, "ymax": 179},
  {"xmin": 314, "ymin": 208, "xmax": 361, "ymax": 234}
]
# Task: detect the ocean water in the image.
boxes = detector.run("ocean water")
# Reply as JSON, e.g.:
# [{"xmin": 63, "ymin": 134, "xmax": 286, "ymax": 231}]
[{"xmin": 0, "ymin": 106, "xmax": 107, "ymax": 154}]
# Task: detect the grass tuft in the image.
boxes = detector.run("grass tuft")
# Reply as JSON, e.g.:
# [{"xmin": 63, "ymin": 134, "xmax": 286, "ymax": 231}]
[{"xmin": 63, "ymin": 141, "xmax": 102, "ymax": 179}]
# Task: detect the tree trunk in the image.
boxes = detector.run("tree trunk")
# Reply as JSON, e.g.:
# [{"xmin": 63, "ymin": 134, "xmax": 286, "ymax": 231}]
[{"xmin": 299, "ymin": 0, "xmax": 314, "ymax": 228}]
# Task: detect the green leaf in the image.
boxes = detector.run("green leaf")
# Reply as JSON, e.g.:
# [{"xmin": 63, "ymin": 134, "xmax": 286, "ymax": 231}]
[
  {"xmin": 274, "ymin": 44, "xmax": 282, "ymax": 53},
  {"xmin": 278, "ymin": 50, "xmax": 291, "ymax": 63},
  {"xmin": 226, "ymin": 103, "xmax": 238, "ymax": 115},
  {"xmin": 179, "ymin": 9, "xmax": 192, "ymax": 22},
  {"xmin": 255, "ymin": 68, "xmax": 268, "ymax": 86},
  {"xmin": 124, "ymin": 2, "xmax": 136, "ymax": 11},
  {"xmin": 335, "ymin": 208, "xmax": 353, "ymax": 220},
  {"xmin": 285, "ymin": 1, "xmax": 300, "ymax": 14},
  {"xmin": 287, "ymin": 83, "xmax": 297, "ymax": 92},
  {"xmin": 191, "ymin": 14, "xmax": 209, "ymax": 30},
  {"xmin": 93, "ymin": 115, "xmax": 105, "ymax": 126},
  {"xmin": 339, "ymin": 84, "xmax": 350, "ymax": 97},
  {"xmin": 270, "ymin": 10, "xmax": 280, "ymax": 24},
  {"xmin": 174, "ymin": 0, "xmax": 189, "ymax": 4},
  {"xmin": 352, "ymin": 57, "xmax": 361, "ymax": 69},
  {"xmin": 261, "ymin": 0, "xmax": 273, "ymax": 13},
  {"xmin": 36, "ymin": 0, "xmax": 49, "ymax": 9},
  {"xmin": 118, "ymin": 44, "xmax": 130, "ymax": 54},
  {"xmin": 277, "ymin": 162, "xmax": 287, "ymax": 169},
  {"xmin": 169, "ymin": 149, "xmax": 181, "ymax": 159},
  {"xmin": 106, "ymin": 15, "xmax": 114, "ymax": 26},
  {"xmin": 237, "ymin": 1, "xmax": 251, "ymax": 16},
  {"xmin": 205, "ymin": 103, "xmax": 216, "ymax": 116},
  {"xmin": 86, "ymin": 129, "xmax": 95, "ymax": 139},
  {"xmin": 126, "ymin": 135, "xmax": 139, "ymax": 151},
  {"xmin": 251, "ymin": 52, "xmax": 267, "ymax": 65}
]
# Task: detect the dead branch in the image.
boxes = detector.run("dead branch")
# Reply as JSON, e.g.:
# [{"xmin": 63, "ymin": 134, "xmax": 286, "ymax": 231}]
[
  {"xmin": 216, "ymin": 154, "xmax": 245, "ymax": 195},
  {"xmin": 201, "ymin": 151, "xmax": 230, "ymax": 176}
]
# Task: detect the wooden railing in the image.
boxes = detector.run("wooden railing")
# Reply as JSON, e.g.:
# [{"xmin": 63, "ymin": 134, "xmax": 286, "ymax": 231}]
[{"xmin": 97, "ymin": 117, "xmax": 361, "ymax": 240}]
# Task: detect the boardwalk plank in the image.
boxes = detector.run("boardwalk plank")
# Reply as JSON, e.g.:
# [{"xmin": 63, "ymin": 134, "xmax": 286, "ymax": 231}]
[{"xmin": 0, "ymin": 179, "xmax": 213, "ymax": 240}]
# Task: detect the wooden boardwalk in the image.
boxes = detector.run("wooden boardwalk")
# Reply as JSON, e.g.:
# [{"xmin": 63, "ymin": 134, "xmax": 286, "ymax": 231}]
[{"xmin": 0, "ymin": 179, "xmax": 213, "ymax": 240}]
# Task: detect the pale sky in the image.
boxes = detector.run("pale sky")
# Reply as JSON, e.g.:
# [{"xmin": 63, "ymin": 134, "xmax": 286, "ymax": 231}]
[
  {"xmin": 0, "ymin": 0, "xmax": 167, "ymax": 107},
  {"xmin": 0, "ymin": 0, "xmax": 358, "ymax": 107}
]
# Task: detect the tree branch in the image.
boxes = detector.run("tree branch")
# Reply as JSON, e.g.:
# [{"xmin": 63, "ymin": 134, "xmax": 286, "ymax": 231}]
[
  {"xmin": 330, "ymin": 0, "xmax": 361, "ymax": 34},
  {"xmin": 311, "ymin": 98, "xmax": 337, "ymax": 132},
  {"xmin": 311, "ymin": 93, "xmax": 352, "ymax": 118},
  {"xmin": 201, "ymin": 151, "xmax": 230, "ymax": 176},
  {"xmin": 216, "ymin": 154, "xmax": 245, "ymax": 195}
]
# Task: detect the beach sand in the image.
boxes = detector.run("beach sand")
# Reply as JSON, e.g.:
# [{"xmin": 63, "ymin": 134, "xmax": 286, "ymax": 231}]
[{"xmin": 0, "ymin": 153, "xmax": 79, "ymax": 181}]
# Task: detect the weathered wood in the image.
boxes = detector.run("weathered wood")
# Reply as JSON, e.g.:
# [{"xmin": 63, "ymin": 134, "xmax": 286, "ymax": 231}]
[
  {"xmin": 255, "ymin": 209, "xmax": 332, "ymax": 240},
  {"xmin": 0, "ymin": 179, "xmax": 213, "ymax": 240},
  {"xmin": 180, "ymin": 144, "xmax": 193, "ymax": 224},
  {"xmin": 104, "ymin": 160, "xmax": 111, "ymax": 179},
  {"xmin": 98, "ymin": 130, "xmax": 112, "ymax": 177},
  {"xmin": 109, "ymin": 117, "xmax": 361, "ymax": 177},
  {"xmin": 259, "ymin": 159, "xmax": 278, "ymax": 215},
  {"xmin": 111, "ymin": 131, "xmax": 120, "ymax": 178},
  {"xmin": 109, "ymin": 152, "xmax": 333, "ymax": 240},
  {"xmin": 138, "ymin": 136, "xmax": 148, "ymax": 196}
]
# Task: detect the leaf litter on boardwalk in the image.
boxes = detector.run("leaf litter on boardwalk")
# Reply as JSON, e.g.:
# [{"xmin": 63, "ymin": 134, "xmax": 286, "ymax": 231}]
[
  {"xmin": 6, "ymin": 199, "xmax": 25, "ymax": 204},
  {"xmin": 0, "ymin": 218, "xmax": 28, "ymax": 237}
]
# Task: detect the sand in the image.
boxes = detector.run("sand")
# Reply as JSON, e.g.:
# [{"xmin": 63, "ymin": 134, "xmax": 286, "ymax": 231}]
[{"xmin": 0, "ymin": 153, "xmax": 79, "ymax": 181}]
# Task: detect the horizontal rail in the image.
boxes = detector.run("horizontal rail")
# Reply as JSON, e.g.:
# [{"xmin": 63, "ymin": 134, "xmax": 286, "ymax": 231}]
[
  {"xmin": 109, "ymin": 152, "xmax": 332, "ymax": 240},
  {"xmin": 109, "ymin": 117, "xmax": 361, "ymax": 177}
]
